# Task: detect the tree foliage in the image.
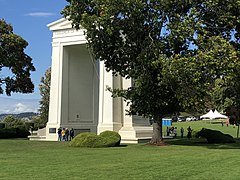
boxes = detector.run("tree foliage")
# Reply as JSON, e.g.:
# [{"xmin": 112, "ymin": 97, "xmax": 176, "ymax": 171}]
[
  {"xmin": 30, "ymin": 116, "xmax": 46, "ymax": 130},
  {"xmin": 0, "ymin": 19, "xmax": 35, "ymax": 96},
  {"xmin": 3, "ymin": 115, "xmax": 24, "ymax": 128},
  {"xmin": 38, "ymin": 67, "xmax": 51, "ymax": 126},
  {"xmin": 62, "ymin": 0, "xmax": 240, "ymax": 144}
]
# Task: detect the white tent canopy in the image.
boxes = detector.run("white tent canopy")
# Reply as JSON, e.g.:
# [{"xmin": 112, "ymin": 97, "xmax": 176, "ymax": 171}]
[
  {"xmin": 213, "ymin": 110, "xmax": 228, "ymax": 119},
  {"xmin": 200, "ymin": 110, "xmax": 215, "ymax": 119},
  {"xmin": 200, "ymin": 110, "xmax": 228, "ymax": 119}
]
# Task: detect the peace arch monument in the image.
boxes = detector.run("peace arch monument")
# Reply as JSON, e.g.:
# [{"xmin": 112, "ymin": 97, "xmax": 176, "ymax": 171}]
[{"xmin": 31, "ymin": 18, "xmax": 153, "ymax": 143}]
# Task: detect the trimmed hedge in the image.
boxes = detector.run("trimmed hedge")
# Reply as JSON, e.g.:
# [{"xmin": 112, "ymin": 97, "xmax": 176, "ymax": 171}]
[
  {"xmin": 195, "ymin": 128, "xmax": 235, "ymax": 143},
  {"xmin": 99, "ymin": 131, "xmax": 121, "ymax": 147},
  {"xmin": 69, "ymin": 131, "xmax": 121, "ymax": 148},
  {"xmin": 0, "ymin": 128, "xmax": 30, "ymax": 139}
]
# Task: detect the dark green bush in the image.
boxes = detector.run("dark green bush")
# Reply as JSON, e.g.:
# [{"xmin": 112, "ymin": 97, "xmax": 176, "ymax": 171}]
[
  {"xmin": 0, "ymin": 128, "xmax": 30, "ymax": 139},
  {"xmin": 195, "ymin": 128, "xmax": 235, "ymax": 143},
  {"xmin": 192, "ymin": 128, "xmax": 202, "ymax": 138},
  {"xmin": 0, "ymin": 128, "xmax": 16, "ymax": 138},
  {"xmin": 16, "ymin": 128, "xmax": 30, "ymax": 138},
  {"xmin": 69, "ymin": 131, "xmax": 121, "ymax": 148},
  {"xmin": 0, "ymin": 123, "xmax": 5, "ymax": 129}
]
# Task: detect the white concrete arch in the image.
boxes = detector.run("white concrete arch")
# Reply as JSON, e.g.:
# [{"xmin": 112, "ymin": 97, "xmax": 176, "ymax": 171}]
[{"xmin": 32, "ymin": 18, "xmax": 153, "ymax": 143}]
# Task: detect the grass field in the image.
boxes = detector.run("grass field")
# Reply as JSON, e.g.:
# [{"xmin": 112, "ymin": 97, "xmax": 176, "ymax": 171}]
[
  {"xmin": 166, "ymin": 120, "xmax": 239, "ymax": 138},
  {"xmin": 0, "ymin": 121, "xmax": 240, "ymax": 180}
]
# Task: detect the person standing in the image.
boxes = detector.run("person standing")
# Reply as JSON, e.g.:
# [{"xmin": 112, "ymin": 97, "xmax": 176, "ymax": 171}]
[
  {"xmin": 61, "ymin": 128, "xmax": 66, "ymax": 141},
  {"xmin": 180, "ymin": 127, "xmax": 184, "ymax": 138},
  {"xmin": 173, "ymin": 127, "xmax": 177, "ymax": 137},
  {"xmin": 187, "ymin": 126, "xmax": 192, "ymax": 140},
  {"xmin": 226, "ymin": 120, "xmax": 229, "ymax": 127},
  {"xmin": 166, "ymin": 127, "xmax": 170, "ymax": 136},
  {"xmin": 57, "ymin": 127, "xmax": 62, "ymax": 141},
  {"xmin": 65, "ymin": 128, "xmax": 69, "ymax": 141},
  {"xmin": 70, "ymin": 128, "xmax": 75, "ymax": 141}
]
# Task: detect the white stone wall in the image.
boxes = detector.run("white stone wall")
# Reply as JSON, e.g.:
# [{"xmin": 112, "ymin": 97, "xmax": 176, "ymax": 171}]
[{"xmin": 60, "ymin": 45, "xmax": 99, "ymax": 132}]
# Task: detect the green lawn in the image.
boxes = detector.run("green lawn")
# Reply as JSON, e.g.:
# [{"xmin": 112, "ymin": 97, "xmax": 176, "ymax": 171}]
[
  {"xmin": 0, "ymin": 121, "xmax": 240, "ymax": 180},
  {"xmin": 165, "ymin": 120, "xmax": 239, "ymax": 138}
]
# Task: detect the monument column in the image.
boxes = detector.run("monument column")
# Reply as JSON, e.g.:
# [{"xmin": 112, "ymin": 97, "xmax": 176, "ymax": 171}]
[
  {"xmin": 45, "ymin": 42, "xmax": 63, "ymax": 140},
  {"xmin": 97, "ymin": 61, "xmax": 114, "ymax": 132},
  {"xmin": 118, "ymin": 77, "xmax": 153, "ymax": 143},
  {"xmin": 121, "ymin": 78, "xmax": 133, "ymax": 128},
  {"xmin": 118, "ymin": 78, "xmax": 136, "ymax": 142}
]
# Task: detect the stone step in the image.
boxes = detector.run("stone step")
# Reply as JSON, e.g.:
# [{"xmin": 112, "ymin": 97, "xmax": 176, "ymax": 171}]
[{"xmin": 28, "ymin": 135, "xmax": 46, "ymax": 141}]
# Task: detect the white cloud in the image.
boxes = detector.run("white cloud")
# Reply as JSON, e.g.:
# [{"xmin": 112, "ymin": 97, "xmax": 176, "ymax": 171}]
[
  {"xmin": 13, "ymin": 103, "xmax": 37, "ymax": 113},
  {"xmin": 25, "ymin": 12, "xmax": 56, "ymax": 17},
  {"xmin": 0, "ymin": 97, "xmax": 39, "ymax": 114}
]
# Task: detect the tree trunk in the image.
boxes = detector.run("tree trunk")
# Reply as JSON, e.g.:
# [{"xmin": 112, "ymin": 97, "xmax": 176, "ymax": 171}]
[{"xmin": 149, "ymin": 115, "xmax": 163, "ymax": 145}]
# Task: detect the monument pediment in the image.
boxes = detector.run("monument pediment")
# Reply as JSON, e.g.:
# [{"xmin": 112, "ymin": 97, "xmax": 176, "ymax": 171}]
[
  {"xmin": 47, "ymin": 18, "xmax": 74, "ymax": 31},
  {"xmin": 48, "ymin": 18, "xmax": 86, "ymax": 42}
]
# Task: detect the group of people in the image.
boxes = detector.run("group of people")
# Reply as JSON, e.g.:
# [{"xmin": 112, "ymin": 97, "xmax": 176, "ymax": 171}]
[
  {"xmin": 223, "ymin": 120, "xmax": 230, "ymax": 127},
  {"xmin": 180, "ymin": 126, "xmax": 193, "ymax": 139},
  {"xmin": 166, "ymin": 126, "xmax": 178, "ymax": 137},
  {"xmin": 166, "ymin": 126, "xmax": 192, "ymax": 139},
  {"xmin": 57, "ymin": 127, "xmax": 74, "ymax": 141}
]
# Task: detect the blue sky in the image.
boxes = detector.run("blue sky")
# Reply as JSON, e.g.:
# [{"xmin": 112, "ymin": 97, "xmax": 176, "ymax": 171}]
[{"xmin": 0, "ymin": 0, "xmax": 68, "ymax": 113}]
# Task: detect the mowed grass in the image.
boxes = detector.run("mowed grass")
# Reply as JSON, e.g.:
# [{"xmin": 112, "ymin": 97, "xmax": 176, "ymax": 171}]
[
  {"xmin": 168, "ymin": 120, "xmax": 239, "ymax": 138},
  {"xmin": 0, "ymin": 121, "xmax": 240, "ymax": 180}
]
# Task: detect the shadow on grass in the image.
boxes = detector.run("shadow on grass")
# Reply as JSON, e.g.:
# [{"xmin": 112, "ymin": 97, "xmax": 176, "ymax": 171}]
[
  {"xmin": 164, "ymin": 137, "xmax": 240, "ymax": 149},
  {"xmin": 117, "ymin": 144, "xmax": 128, "ymax": 147}
]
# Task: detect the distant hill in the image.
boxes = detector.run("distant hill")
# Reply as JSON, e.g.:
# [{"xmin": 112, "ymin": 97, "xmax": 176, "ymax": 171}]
[{"xmin": 0, "ymin": 112, "xmax": 39, "ymax": 121}]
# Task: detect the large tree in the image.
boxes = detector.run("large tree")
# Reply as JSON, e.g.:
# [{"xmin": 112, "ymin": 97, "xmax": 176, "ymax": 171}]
[
  {"xmin": 62, "ymin": 0, "xmax": 240, "ymax": 144},
  {"xmin": 0, "ymin": 19, "xmax": 35, "ymax": 95},
  {"xmin": 38, "ymin": 67, "xmax": 51, "ymax": 126}
]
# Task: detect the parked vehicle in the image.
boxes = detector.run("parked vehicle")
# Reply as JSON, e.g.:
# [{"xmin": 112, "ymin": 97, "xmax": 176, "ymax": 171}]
[
  {"xmin": 186, "ymin": 116, "xmax": 197, "ymax": 121},
  {"xmin": 172, "ymin": 116, "xmax": 178, "ymax": 122},
  {"xmin": 172, "ymin": 116, "xmax": 187, "ymax": 122},
  {"xmin": 177, "ymin": 116, "xmax": 186, "ymax": 122}
]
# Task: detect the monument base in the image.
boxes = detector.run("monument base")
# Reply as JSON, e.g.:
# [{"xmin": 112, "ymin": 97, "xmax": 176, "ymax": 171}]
[
  {"xmin": 118, "ymin": 126, "xmax": 153, "ymax": 144},
  {"xmin": 28, "ymin": 127, "xmax": 49, "ymax": 141}
]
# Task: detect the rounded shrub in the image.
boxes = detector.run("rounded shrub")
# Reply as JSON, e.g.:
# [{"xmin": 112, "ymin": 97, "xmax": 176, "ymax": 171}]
[
  {"xmin": 69, "ymin": 131, "xmax": 121, "ymax": 148},
  {"xmin": 99, "ymin": 130, "xmax": 121, "ymax": 147},
  {"xmin": 195, "ymin": 128, "xmax": 235, "ymax": 143},
  {"xmin": 69, "ymin": 132, "xmax": 98, "ymax": 147}
]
